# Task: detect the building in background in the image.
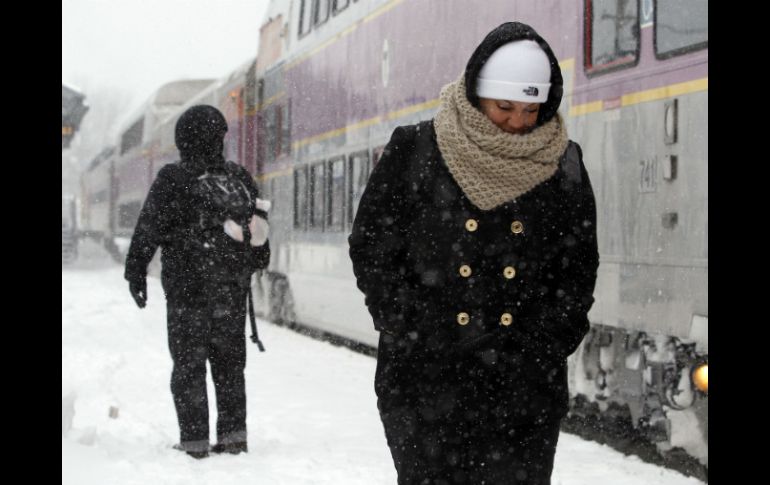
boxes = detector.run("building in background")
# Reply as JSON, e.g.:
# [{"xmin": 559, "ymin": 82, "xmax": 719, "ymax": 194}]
[{"xmin": 62, "ymin": 84, "xmax": 89, "ymax": 150}]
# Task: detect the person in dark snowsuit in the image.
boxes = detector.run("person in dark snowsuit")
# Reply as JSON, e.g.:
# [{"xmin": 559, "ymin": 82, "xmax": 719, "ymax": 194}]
[
  {"xmin": 349, "ymin": 22, "xmax": 599, "ymax": 484},
  {"xmin": 124, "ymin": 105, "xmax": 270, "ymax": 459}
]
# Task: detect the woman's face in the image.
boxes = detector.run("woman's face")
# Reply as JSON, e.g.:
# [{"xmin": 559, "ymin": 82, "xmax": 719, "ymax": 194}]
[{"xmin": 479, "ymin": 98, "xmax": 540, "ymax": 135}]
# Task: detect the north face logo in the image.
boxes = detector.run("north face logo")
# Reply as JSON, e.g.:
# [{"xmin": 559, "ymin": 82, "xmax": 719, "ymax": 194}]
[{"xmin": 523, "ymin": 86, "xmax": 539, "ymax": 97}]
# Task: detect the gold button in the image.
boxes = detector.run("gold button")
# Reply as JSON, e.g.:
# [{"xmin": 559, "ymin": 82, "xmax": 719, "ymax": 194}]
[
  {"xmin": 465, "ymin": 219, "xmax": 478, "ymax": 232},
  {"xmin": 511, "ymin": 220, "xmax": 524, "ymax": 234},
  {"xmin": 500, "ymin": 313, "xmax": 513, "ymax": 326},
  {"xmin": 459, "ymin": 265, "xmax": 472, "ymax": 277},
  {"xmin": 503, "ymin": 266, "xmax": 516, "ymax": 279},
  {"xmin": 457, "ymin": 312, "xmax": 470, "ymax": 326}
]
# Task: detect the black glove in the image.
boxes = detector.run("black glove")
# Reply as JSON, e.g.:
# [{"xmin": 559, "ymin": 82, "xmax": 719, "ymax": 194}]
[{"xmin": 128, "ymin": 276, "xmax": 147, "ymax": 308}]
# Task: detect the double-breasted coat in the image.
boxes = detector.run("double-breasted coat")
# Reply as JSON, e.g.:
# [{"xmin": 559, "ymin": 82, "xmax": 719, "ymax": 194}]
[{"xmin": 349, "ymin": 120, "xmax": 599, "ymax": 481}]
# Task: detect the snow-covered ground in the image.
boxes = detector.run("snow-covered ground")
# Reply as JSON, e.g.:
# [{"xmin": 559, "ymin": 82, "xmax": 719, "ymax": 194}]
[{"xmin": 62, "ymin": 239, "xmax": 705, "ymax": 485}]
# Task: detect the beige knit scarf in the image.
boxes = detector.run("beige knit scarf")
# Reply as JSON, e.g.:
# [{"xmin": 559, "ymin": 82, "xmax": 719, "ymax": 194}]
[{"xmin": 434, "ymin": 76, "xmax": 569, "ymax": 211}]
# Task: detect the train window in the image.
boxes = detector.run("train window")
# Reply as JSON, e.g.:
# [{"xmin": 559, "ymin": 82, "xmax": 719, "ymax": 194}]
[
  {"xmin": 269, "ymin": 177, "xmax": 278, "ymax": 213},
  {"xmin": 280, "ymin": 104, "xmax": 291, "ymax": 157},
  {"xmin": 327, "ymin": 157, "xmax": 345, "ymax": 231},
  {"xmin": 333, "ymin": 0, "xmax": 350, "ymax": 14},
  {"xmin": 264, "ymin": 106, "xmax": 278, "ymax": 163},
  {"xmin": 585, "ymin": 0, "xmax": 640, "ymax": 76},
  {"xmin": 347, "ymin": 150, "xmax": 370, "ymax": 225},
  {"xmin": 118, "ymin": 201, "xmax": 142, "ymax": 230},
  {"xmin": 90, "ymin": 190, "xmax": 107, "ymax": 205},
  {"xmin": 310, "ymin": 162, "xmax": 326, "ymax": 230},
  {"xmin": 654, "ymin": 0, "xmax": 707, "ymax": 59},
  {"xmin": 298, "ymin": 0, "xmax": 313, "ymax": 38},
  {"xmin": 62, "ymin": 202, "xmax": 75, "ymax": 230},
  {"xmin": 265, "ymin": 104, "xmax": 290, "ymax": 162},
  {"xmin": 314, "ymin": 0, "xmax": 331, "ymax": 27},
  {"xmin": 294, "ymin": 166, "xmax": 308, "ymax": 230},
  {"xmin": 120, "ymin": 117, "xmax": 144, "ymax": 155}
]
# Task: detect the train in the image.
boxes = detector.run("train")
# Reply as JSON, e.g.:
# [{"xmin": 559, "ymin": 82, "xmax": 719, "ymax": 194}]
[
  {"xmin": 79, "ymin": 0, "xmax": 708, "ymax": 478},
  {"xmin": 62, "ymin": 195, "xmax": 78, "ymax": 263}
]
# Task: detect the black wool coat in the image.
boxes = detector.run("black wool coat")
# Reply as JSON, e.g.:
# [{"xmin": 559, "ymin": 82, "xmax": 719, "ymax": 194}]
[
  {"xmin": 125, "ymin": 160, "xmax": 270, "ymax": 302},
  {"xmin": 349, "ymin": 121, "xmax": 599, "ymax": 425}
]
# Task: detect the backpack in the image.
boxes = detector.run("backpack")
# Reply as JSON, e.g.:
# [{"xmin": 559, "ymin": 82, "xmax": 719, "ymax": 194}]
[{"xmin": 191, "ymin": 161, "xmax": 264, "ymax": 283}]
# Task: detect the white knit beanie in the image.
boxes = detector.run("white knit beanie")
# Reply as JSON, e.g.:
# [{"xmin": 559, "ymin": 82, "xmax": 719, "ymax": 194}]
[{"xmin": 476, "ymin": 40, "xmax": 551, "ymax": 103}]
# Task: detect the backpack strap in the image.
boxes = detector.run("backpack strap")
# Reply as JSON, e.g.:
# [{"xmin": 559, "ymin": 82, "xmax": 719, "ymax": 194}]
[{"xmin": 248, "ymin": 288, "xmax": 265, "ymax": 351}]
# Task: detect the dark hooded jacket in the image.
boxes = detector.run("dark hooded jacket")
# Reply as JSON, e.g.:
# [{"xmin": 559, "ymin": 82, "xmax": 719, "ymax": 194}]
[
  {"xmin": 465, "ymin": 22, "xmax": 564, "ymax": 126},
  {"xmin": 125, "ymin": 105, "xmax": 269, "ymax": 300},
  {"xmin": 349, "ymin": 23, "xmax": 599, "ymax": 427}
]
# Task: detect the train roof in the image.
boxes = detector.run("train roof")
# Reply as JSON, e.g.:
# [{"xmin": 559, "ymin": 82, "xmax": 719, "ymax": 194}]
[
  {"xmin": 153, "ymin": 79, "xmax": 217, "ymax": 106},
  {"xmin": 160, "ymin": 58, "xmax": 255, "ymax": 125},
  {"xmin": 116, "ymin": 78, "xmax": 216, "ymax": 143}
]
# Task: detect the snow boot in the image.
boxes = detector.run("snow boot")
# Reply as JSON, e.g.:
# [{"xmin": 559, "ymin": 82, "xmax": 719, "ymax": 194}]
[{"xmin": 211, "ymin": 442, "xmax": 248, "ymax": 455}]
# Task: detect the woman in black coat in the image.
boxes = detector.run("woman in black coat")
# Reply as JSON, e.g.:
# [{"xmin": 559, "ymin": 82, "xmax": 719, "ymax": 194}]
[{"xmin": 349, "ymin": 22, "xmax": 599, "ymax": 485}]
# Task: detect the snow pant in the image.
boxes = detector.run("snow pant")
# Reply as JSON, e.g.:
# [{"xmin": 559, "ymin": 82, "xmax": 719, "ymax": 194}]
[
  {"xmin": 379, "ymin": 396, "xmax": 561, "ymax": 485},
  {"xmin": 166, "ymin": 282, "xmax": 249, "ymax": 453}
]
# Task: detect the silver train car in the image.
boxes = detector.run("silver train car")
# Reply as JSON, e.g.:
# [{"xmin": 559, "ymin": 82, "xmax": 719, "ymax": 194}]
[
  {"xmin": 80, "ymin": 0, "xmax": 708, "ymax": 478},
  {"xmin": 80, "ymin": 80, "xmax": 216, "ymax": 250}
]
